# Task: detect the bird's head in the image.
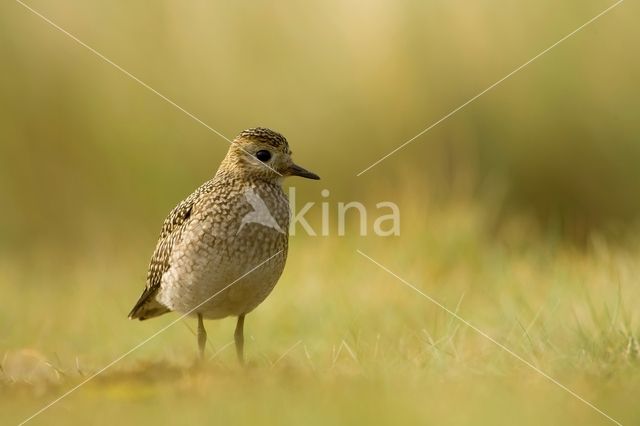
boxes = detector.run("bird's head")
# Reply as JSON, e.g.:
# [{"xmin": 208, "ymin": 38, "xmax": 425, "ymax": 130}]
[{"xmin": 220, "ymin": 127, "xmax": 320, "ymax": 182}]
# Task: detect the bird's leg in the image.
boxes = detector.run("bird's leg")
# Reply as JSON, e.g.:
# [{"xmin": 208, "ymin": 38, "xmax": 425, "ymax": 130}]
[
  {"xmin": 235, "ymin": 314, "xmax": 245, "ymax": 365},
  {"xmin": 197, "ymin": 313, "xmax": 207, "ymax": 360}
]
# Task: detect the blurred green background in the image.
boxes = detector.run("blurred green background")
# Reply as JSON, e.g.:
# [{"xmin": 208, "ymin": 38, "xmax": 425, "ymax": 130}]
[
  {"xmin": 1, "ymin": 1, "xmax": 639, "ymax": 425},
  {"xmin": 1, "ymin": 0, "xmax": 639, "ymax": 253}
]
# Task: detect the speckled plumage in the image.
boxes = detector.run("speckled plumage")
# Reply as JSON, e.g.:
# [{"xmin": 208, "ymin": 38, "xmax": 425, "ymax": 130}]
[{"xmin": 128, "ymin": 128, "xmax": 319, "ymax": 361}]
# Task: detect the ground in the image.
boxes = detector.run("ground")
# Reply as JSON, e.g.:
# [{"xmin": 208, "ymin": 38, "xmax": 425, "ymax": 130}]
[{"xmin": 2, "ymin": 200, "xmax": 639, "ymax": 425}]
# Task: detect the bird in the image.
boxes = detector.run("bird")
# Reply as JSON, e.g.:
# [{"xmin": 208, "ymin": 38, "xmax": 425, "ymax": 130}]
[
  {"xmin": 128, "ymin": 127, "xmax": 320, "ymax": 364},
  {"xmin": 236, "ymin": 187, "xmax": 285, "ymax": 235}
]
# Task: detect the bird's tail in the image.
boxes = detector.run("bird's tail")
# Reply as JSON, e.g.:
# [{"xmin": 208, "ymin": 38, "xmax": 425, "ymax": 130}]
[{"xmin": 128, "ymin": 287, "xmax": 171, "ymax": 320}]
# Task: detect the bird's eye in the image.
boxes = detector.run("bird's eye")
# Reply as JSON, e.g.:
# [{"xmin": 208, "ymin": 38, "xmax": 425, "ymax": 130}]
[{"xmin": 255, "ymin": 150, "xmax": 272, "ymax": 162}]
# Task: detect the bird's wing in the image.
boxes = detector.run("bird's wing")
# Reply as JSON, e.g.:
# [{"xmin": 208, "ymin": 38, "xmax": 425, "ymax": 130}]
[{"xmin": 129, "ymin": 179, "xmax": 215, "ymax": 319}]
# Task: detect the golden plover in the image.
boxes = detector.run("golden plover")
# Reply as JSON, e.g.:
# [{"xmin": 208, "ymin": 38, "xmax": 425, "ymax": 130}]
[{"xmin": 128, "ymin": 128, "xmax": 320, "ymax": 363}]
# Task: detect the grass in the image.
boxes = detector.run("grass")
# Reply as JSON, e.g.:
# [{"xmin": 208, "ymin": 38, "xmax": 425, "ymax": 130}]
[
  {"xmin": 1, "ymin": 1, "xmax": 639, "ymax": 424},
  {"xmin": 1, "ymin": 196, "xmax": 639, "ymax": 425}
]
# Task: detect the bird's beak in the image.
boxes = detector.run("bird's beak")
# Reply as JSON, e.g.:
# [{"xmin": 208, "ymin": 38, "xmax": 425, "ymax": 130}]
[{"xmin": 287, "ymin": 163, "xmax": 320, "ymax": 180}]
